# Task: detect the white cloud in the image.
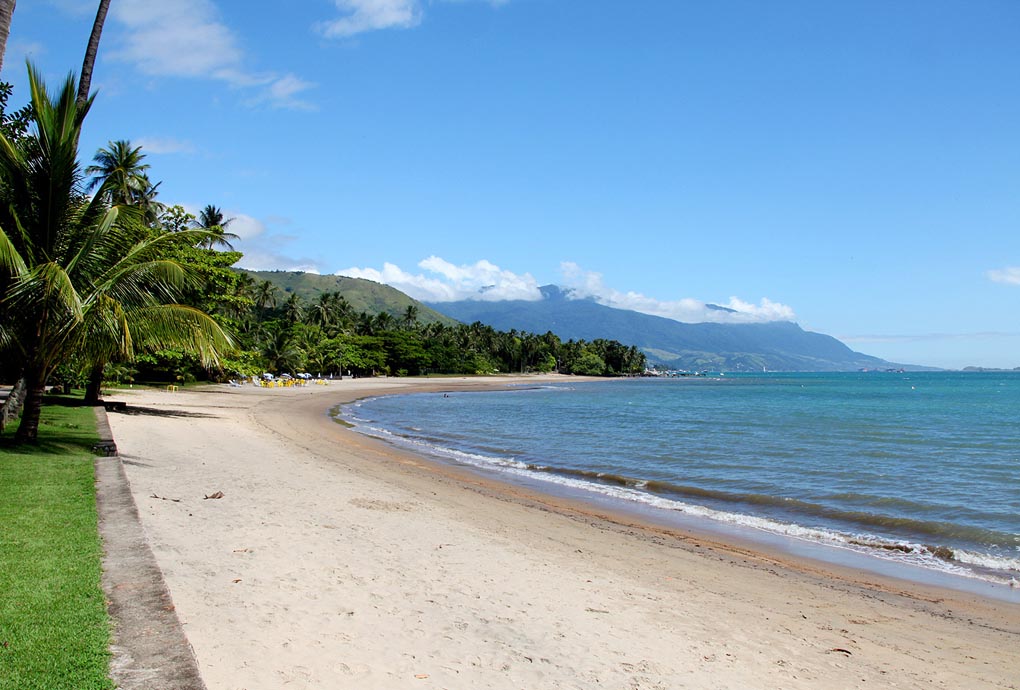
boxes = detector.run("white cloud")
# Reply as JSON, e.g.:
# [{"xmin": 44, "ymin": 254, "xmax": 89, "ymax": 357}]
[
  {"xmin": 318, "ymin": 0, "xmax": 509, "ymax": 38},
  {"xmin": 338, "ymin": 257, "xmax": 543, "ymax": 301},
  {"xmin": 559, "ymin": 262, "xmax": 796, "ymax": 324},
  {"xmin": 987, "ymin": 266, "xmax": 1020, "ymax": 285},
  {"xmin": 135, "ymin": 137, "xmax": 195, "ymax": 155},
  {"xmin": 224, "ymin": 213, "xmax": 267, "ymax": 241},
  {"xmin": 177, "ymin": 206, "xmax": 325, "ymax": 272},
  {"xmin": 2, "ymin": 40, "xmax": 45, "ymax": 69},
  {"xmin": 235, "ymin": 249, "xmax": 322, "ymax": 274},
  {"xmin": 108, "ymin": 0, "xmax": 315, "ymax": 110},
  {"xmin": 319, "ymin": 0, "xmax": 422, "ymax": 38},
  {"xmin": 336, "ymin": 256, "xmax": 795, "ymax": 324}
]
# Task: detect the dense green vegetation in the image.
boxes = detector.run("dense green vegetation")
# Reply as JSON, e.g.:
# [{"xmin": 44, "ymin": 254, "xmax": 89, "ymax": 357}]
[
  {"xmin": 140, "ymin": 260, "xmax": 645, "ymax": 380},
  {"xmin": 236, "ymin": 269, "xmax": 458, "ymax": 326},
  {"xmin": 0, "ymin": 68, "xmax": 231, "ymax": 441},
  {"xmin": 209, "ymin": 286, "xmax": 647, "ymax": 378},
  {"xmin": 0, "ymin": 404, "xmax": 113, "ymax": 690}
]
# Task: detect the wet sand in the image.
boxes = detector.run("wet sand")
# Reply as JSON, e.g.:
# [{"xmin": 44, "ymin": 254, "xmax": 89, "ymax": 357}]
[{"xmin": 106, "ymin": 376, "xmax": 1020, "ymax": 689}]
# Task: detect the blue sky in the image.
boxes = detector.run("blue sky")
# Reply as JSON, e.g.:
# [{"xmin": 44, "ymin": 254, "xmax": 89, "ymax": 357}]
[{"xmin": 6, "ymin": 0, "xmax": 1019, "ymax": 368}]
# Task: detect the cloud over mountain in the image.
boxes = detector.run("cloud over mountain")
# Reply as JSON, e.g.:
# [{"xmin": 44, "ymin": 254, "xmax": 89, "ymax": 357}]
[
  {"xmin": 338, "ymin": 257, "xmax": 543, "ymax": 302},
  {"xmin": 559, "ymin": 262, "xmax": 796, "ymax": 324},
  {"xmin": 337, "ymin": 257, "xmax": 796, "ymax": 324}
]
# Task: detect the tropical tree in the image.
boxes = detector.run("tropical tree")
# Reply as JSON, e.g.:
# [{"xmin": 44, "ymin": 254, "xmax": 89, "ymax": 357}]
[
  {"xmin": 195, "ymin": 204, "xmax": 239, "ymax": 250},
  {"xmin": 86, "ymin": 139, "xmax": 150, "ymax": 205},
  {"xmin": 77, "ymin": 0, "xmax": 110, "ymax": 106},
  {"xmin": 401, "ymin": 304, "xmax": 419, "ymax": 330},
  {"xmin": 254, "ymin": 279, "xmax": 277, "ymax": 312},
  {"xmin": 262, "ymin": 328, "xmax": 303, "ymax": 374},
  {"xmin": 78, "ymin": 140, "xmax": 171, "ymax": 401},
  {"xmin": 158, "ymin": 204, "xmax": 196, "ymax": 233},
  {"xmin": 0, "ymin": 0, "xmax": 15, "ymax": 74},
  {"xmin": 373, "ymin": 310, "xmax": 394, "ymax": 332},
  {"xmin": 282, "ymin": 292, "xmax": 304, "ymax": 326},
  {"xmin": 0, "ymin": 66, "xmax": 231, "ymax": 440},
  {"xmin": 133, "ymin": 174, "xmax": 165, "ymax": 226},
  {"xmin": 310, "ymin": 292, "xmax": 336, "ymax": 331},
  {"xmin": 0, "ymin": 81, "xmax": 31, "ymax": 145}
]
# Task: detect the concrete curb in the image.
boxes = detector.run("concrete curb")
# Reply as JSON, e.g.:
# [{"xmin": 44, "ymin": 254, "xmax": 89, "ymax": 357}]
[
  {"xmin": 92, "ymin": 404, "xmax": 118, "ymax": 456},
  {"xmin": 94, "ymin": 407, "xmax": 207, "ymax": 690}
]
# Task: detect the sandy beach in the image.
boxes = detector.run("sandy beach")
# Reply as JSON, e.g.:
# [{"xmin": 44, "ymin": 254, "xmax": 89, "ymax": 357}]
[{"xmin": 104, "ymin": 376, "xmax": 1019, "ymax": 690}]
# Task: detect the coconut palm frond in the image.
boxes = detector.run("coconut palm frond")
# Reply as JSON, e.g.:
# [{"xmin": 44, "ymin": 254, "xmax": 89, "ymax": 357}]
[
  {"xmin": 0, "ymin": 223, "xmax": 28, "ymax": 276},
  {"xmin": 78, "ymin": 292, "xmax": 132, "ymax": 360},
  {"xmin": 94, "ymin": 257, "xmax": 189, "ymax": 308},
  {"xmin": 65, "ymin": 204, "xmax": 118, "ymax": 275},
  {"xmin": 6, "ymin": 261, "xmax": 83, "ymax": 323},
  {"xmin": 128, "ymin": 304, "xmax": 235, "ymax": 368}
]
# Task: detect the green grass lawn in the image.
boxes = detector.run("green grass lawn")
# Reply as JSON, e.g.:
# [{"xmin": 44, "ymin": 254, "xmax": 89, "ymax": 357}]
[{"xmin": 0, "ymin": 404, "xmax": 113, "ymax": 690}]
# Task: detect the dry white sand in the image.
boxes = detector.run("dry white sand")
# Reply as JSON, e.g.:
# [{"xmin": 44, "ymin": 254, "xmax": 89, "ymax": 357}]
[{"xmin": 106, "ymin": 377, "xmax": 1019, "ymax": 690}]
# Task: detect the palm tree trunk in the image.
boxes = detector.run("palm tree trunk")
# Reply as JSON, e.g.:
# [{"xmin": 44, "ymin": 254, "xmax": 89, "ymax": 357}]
[
  {"xmin": 76, "ymin": 0, "xmax": 110, "ymax": 106},
  {"xmin": 13, "ymin": 365, "xmax": 45, "ymax": 443},
  {"xmin": 84, "ymin": 360, "xmax": 105, "ymax": 405},
  {"xmin": 0, "ymin": 0, "xmax": 16, "ymax": 75}
]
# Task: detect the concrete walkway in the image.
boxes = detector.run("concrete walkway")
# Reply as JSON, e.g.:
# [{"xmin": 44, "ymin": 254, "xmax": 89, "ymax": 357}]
[{"xmin": 93, "ymin": 407, "xmax": 207, "ymax": 690}]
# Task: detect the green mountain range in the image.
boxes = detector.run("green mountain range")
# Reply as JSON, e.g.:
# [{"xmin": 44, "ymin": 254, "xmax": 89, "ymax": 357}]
[
  {"xmin": 425, "ymin": 286, "xmax": 925, "ymax": 372},
  {"xmin": 235, "ymin": 271, "xmax": 924, "ymax": 371},
  {"xmin": 235, "ymin": 269, "xmax": 458, "ymax": 326}
]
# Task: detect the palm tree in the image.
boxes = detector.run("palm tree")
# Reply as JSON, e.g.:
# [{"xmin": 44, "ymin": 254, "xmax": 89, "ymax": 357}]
[
  {"xmin": 80, "ymin": 140, "xmax": 167, "ymax": 401},
  {"xmin": 282, "ymin": 292, "xmax": 304, "ymax": 326},
  {"xmin": 254, "ymin": 280, "xmax": 278, "ymax": 311},
  {"xmin": 86, "ymin": 140, "xmax": 150, "ymax": 205},
  {"xmin": 0, "ymin": 65, "xmax": 232, "ymax": 441},
  {"xmin": 134, "ymin": 174, "xmax": 165, "ymax": 226},
  {"xmin": 195, "ymin": 204, "xmax": 240, "ymax": 250},
  {"xmin": 373, "ymin": 311, "xmax": 395, "ymax": 332},
  {"xmin": 401, "ymin": 304, "xmax": 419, "ymax": 330},
  {"xmin": 262, "ymin": 329, "xmax": 303, "ymax": 375},
  {"xmin": 77, "ymin": 0, "xmax": 110, "ymax": 106},
  {"xmin": 198, "ymin": 204, "xmax": 230, "ymax": 229},
  {"xmin": 0, "ymin": 0, "xmax": 15, "ymax": 74}
]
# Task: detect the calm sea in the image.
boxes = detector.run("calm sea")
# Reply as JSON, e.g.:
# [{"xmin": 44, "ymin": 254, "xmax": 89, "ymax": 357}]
[{"xmin": 339, "ymin": 372, "xmax": 1020, "ymax": 590}]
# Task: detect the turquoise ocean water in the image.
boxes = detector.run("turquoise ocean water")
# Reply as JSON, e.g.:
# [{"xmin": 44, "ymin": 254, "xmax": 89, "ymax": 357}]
[{"xmin": 339, "ymin": 372, "xmax": 1020, "ymax": 590}]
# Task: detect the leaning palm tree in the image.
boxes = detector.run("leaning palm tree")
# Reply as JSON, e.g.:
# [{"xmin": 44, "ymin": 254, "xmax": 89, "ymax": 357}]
[
  {"xmin": 77, "ymin": 0, "xmax": 110, "ymax": 106},
  {"xmin": 0, "ymin": 65, "xmax": 232, "ymax": 441},
  {"xmin": 0, "ymin": 0, "xmax": 15, "ymax": 74},
  {"xmin": 76, "ymin": 230, "xmax": 235, "ymax": 404}
]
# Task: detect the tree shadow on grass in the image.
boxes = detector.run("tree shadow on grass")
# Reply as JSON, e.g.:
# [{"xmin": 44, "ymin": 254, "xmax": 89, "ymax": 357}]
[
  {"xmin": 0, "ymin": 404, "xmax": 99, "ymax": 455},
  {"xmin": 0, "ymin": 436, "xmax": 92, "ymax": 456}
]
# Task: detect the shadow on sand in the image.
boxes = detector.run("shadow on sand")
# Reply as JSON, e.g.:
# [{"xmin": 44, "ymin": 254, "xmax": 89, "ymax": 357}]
[{"xmin": 109, "ymin": 406, "xmax": 218, "ymax": 419}]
